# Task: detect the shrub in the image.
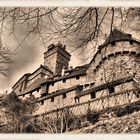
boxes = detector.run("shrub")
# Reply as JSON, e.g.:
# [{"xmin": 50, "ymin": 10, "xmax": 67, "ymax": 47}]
[{"xmin": 86, "ymin": 109, "xmax": 99, "ymax": 124}]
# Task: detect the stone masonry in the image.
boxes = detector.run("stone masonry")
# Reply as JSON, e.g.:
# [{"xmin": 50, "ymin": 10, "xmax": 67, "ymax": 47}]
[{"xmin": 12, "ymin": 29, "xmax": 140, "ymax": 115}]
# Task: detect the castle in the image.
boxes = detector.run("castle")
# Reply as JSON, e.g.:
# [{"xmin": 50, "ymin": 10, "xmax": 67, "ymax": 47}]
[{"xmin": 12, "ymin": 29, "xmax": 140, "ymax": 115}]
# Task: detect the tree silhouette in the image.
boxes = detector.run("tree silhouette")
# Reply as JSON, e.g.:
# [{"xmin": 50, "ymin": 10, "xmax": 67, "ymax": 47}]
[
  {"xmin": 0, "ymin": 7, "xmax": 139, "ymax": 76},
  {"xmin": 0, "ymin": 91, "xmax": 38, "ymax": 133}
]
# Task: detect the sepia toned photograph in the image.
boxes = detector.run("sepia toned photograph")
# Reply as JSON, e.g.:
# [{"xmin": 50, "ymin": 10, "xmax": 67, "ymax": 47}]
[{"xmin": 0, "ymin": 7, "xmax": 140, "ymax": 134}]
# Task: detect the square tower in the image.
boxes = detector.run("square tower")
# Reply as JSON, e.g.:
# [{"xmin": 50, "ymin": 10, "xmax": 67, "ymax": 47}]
[{"xmin": 44, "ymin": 43, "xmax": 71, "ymax": 76}]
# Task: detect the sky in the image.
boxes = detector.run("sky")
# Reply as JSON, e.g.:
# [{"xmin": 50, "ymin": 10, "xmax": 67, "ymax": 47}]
[
  {"xmin": 0, "ymin": 28, "xmax": 139, "ymax": 94},
  {"xmin": 0, "ymin": 8, "xmax": 96, "ymax": 94},
  {"xmin": 0, "ymin": 7, "xmax": 140, "ymax": 94},
  {"xmin": 0, "ymin": 30, "xmax": 83, "ymax": 94}
]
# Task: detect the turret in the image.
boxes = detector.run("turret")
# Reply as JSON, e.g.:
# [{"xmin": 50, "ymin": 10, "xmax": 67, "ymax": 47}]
[{"xmin": 44, "ymin": 42, "xmax": 71, "ymax": 76}]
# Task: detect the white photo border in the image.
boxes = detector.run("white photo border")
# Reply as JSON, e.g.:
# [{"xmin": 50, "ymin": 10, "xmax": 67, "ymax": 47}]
[{"xmin": 0, "ymin": 0, "xmax": 140, "ymax": 139}]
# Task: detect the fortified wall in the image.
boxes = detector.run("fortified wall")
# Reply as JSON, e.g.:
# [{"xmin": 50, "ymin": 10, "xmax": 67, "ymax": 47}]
[{"xmin": 12, "ymin": 29, "xmax": 140, "ymax": 115}]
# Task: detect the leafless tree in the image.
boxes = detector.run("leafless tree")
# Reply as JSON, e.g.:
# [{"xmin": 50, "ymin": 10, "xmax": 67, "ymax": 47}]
[
  {"xmin": 0, "ymin": 91, "xmax": 39, "ymax": 133},
  {"xmin": 34, "ymin": 107, "xmax": 81, "ymax": 133},
  {"xmin": 0, "ymin": 46, "xmax": 12, "ymax": 76},
  {"xmin": 0, "ymin": 7, "xmax": 139, "ymax": 49},
  {"xmin": 0, "ymin": 7, "xmax": 139, "ymax": 76}
]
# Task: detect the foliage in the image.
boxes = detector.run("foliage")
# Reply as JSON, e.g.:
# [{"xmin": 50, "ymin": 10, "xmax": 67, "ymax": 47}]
[
  {"xmin": 114, "ymin": 101, "xmax": 140, "ymax": 117},
  {"xmin": 86, "ymin": 109, "xmax": 99, "ymax": 124},
  {"xmin": 0, "ymin": 91, "xmax": 38, "ymax": 133}
]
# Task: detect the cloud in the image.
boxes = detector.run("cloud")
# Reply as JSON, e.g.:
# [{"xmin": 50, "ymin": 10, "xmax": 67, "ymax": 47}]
[{"xmin": 0, "ymin": 24, "xmax": 45, "ymax": 93}]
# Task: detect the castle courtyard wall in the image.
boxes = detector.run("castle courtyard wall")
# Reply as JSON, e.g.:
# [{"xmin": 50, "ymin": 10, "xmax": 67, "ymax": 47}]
[
  {"xmin": 48, "ymin": 75, "xmax": 87, "ymax": 94},
  {"xmin": 36, "ymin": 90, "xmax": 76, "ymax": 114}
]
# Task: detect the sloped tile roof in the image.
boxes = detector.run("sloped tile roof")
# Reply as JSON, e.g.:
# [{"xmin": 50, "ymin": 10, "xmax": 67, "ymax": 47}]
[
  {"xmin": 18, "ymin": 78, "xmax": 48, "ymax": 96},
  {"xmin": 12, "ymin": 65, "xmax": 53, "ymax": 89},
  {"xmin": 12, "ymin": 73, "xmax": 31, "ymax": 89},
  {"xmin": 17, "ymin": 64, "xmax": 89, "ymax": 96},
  {"xmin": 99, "ymin": 28, "xmax": 140, "ymax": 49},
  {"xmin": 86, "ymin": 28, "xmax": 140, "ymax": 71}
]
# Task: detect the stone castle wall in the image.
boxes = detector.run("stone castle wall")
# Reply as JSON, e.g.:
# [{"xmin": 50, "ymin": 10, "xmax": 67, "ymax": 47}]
[
  {"xmin": 85, "ymin": 41, "xmax": 140, "ymax": 97},
  {"xmin": 14, "ymin": 32, "xmax": 140, "ymax": 116},
  {"xmin": 36, "ymin": 90, "xmax": 76, "ymax": 114},
  {"xmin": 34, "ymin": 40, "xmax": 140, "ymax": 114},
  {"xmin": 48, "ymin": 75, "xmax": 86, "ymax": 93}
]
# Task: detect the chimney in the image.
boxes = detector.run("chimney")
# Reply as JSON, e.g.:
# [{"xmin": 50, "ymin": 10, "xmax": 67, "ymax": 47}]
[{"xmin": 69, "ymin": 66, "xmax": 73, "ymax": 71}]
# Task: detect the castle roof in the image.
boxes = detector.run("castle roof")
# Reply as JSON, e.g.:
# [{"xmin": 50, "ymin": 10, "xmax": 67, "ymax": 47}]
[
  {"xmin": 31, "ymin": 65, "xmax": 53, "ymax": 75},
  {"xmin": 18, "ymin": 77, "xmax": 47, "ymax": 96},
  {"xmin": 99, "ymin": 28, "xmax": 140, "ymax": 49},
  {"xmin": 86, "ymin": 28, "xmax": 140, "ymax": 71},
  {"xmin": 17, "ymin": 63, "xmax": 89, "ymax": 96},
  {"xmin": 12, "ymin": 65, "xmax": 53, "ymax": 89},
  {"xmin": 12, "ymin": 73, "xmax": 31, "ymax": 89}
]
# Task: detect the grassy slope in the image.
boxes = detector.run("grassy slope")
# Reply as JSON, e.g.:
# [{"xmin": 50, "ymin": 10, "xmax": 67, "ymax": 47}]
[{"xmin": 69, "ymin": 110, "xmax": 140, "ymax": 133}]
